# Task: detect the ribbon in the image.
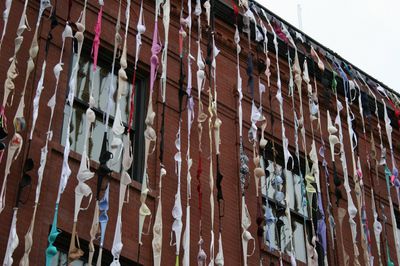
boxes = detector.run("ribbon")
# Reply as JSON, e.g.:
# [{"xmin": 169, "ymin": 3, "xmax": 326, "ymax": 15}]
[
  {"xmin": 2, "ymin": 8, "xmax": 53, "ymax": 256},
  {"xmin": 13, "ymin": 0, "xmax": 52, "ymax": 146},
  {"xmin": 45, "ymin": 1, "xmax": 88, "ymax": 263},
  {"xmin": 304, "ymin": 57, "xmax": 329, "ymax": 265},
  {"xmin": 1, "ymin": 0, "xmax": 29, "ymax": 115},
  {"xmin": 235, "ymin": 18, "xmax": 253, "ymax": 265},
  {"xmin": 68, "ymin": 73, "xmax": 95, "ymax": 263},
  {"xmin": 274, "ymin": 21, "xmax": 298, "ymax": 264},
  {"xmin": 44, "ymin": 21, "xmax": 74, "ymax": 266},
  {"xmin": 152, "ymin": 1, "xmax": 170, "ymax": 265},
  {"xmin": 138, "ymin": 0, "xmax": 161, "ymax": 256},
  {"xmin": 128, "ymin": 1, "xmax": 145, "ymax": 132},
  {"xmin": 3, "ymin": 209, "xmax": 19, "ymax": 266},
  {"xmin": 104, "ymin": 0, "xmax": 122, "ymax": 131},
  {"xmin": 91, "ymin": 0, "xmax": 103, "ymax": 72},
  {"xmin": 195, "ymin": 1, "xmax": 207, "ymax": 264},
  {"xmin": 0, "ymin": 0, "xmax": 31, "ymax": 206},
  {"xmin": 170, "ymin": 8, "xmax": 187, "ymax": 264},
  {"xmin": 183, "ymin": 0, "xmax": 195, "ymax": 265},
  {"xmin": 349, "ymin": 75, "xmax": 374, "ymax": 264},
  {"xmin": 356, "ymin": 71, "xmax": 385, "ymax": 264},
  {"xmin": 310, "ymin": 49, "xmax": 337, "ymax": 259},
  {"xmin": 207, "ymin": 2, "xmax": 221, "ymax": 265},
  {"xmin": 110, "ymin": 138, "xmax": 132, "ymax": 266},
  {"xmin": 110, "ymin": 1, "xmax": 132, "ymax": 264},
  {"xmin": 337, "ymin": 207, "xmax": 350, "ymax": 265},
  {"xmin": 3, "ymin": 155, "xmax": 32, "ymax": 266},
  {"xmin": 92, "ymin": 131, "xmax": 112, "ymax": 266},
  {"xmin": 329, "ymin": 64, "xmax": 359, "ymax": 265},
  {"xmin": 127, "ymin": 0, "xmax": 145, "ymax": 132},
  {"xmin": 18, "ymin": 4, "xmax": 60, "ymax": 265},
  {"xmin": 282, "ymin": 32, "xmax": 317, "ymax": 266},
  {"xmin": 382, "ymin": 102, "xmax": 400, "ymax": 264},
  {"xmin": 336, "ymin": 61, "xmax": 373, "ymax": 265},
  {"xmin": 381, "ymin": 203, "xmax": 395, "ymax": 266},
  {"xmin": 86, "ymin": 2, "xmax": 105, "ymax": 265},
  {"xmin": 0, "ymin": 0, "xmax": 12, "ymax": 52}
]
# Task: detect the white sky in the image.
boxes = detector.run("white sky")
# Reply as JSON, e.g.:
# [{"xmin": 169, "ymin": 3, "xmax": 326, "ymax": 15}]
[{"xmin": 258, "ymin": 0, "xmax": 400, "ymax": 93}]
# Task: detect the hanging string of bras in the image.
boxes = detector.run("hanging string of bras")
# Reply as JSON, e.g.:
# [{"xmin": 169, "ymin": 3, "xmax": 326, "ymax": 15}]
[
  {"xmin": 152, "ymin": 1, "xmax": 170, "ymax": 265},
  {"xmin": 0, "ymin": 0, "xmax": 400, "ymax": 265}
]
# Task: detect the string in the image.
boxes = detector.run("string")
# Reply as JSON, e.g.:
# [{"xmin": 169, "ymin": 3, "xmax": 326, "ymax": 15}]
[{"xmin": 194, "ymin": 1, "xmax": 207, "ymax": 264}]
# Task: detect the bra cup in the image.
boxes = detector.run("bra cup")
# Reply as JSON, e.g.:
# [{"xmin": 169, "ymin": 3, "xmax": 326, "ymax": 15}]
[
  {"xmin": 260, "ymin": 138, "xmax": 267, "ymax": 149},
  {"xmin": 46, "ymin": 245, "xmax": 58, "ymax": 257},
  {"xmin": 121, "ymin": 172, "xmax": 131, "ymax": 186},
  {"xmin": 254, "ymin": 168, "xmax": 264, "ymax": 178},
  {"xmin": 144, "ymin": 127, "xmax": 156, "ymax": 141},
  {"xmin": 53, "ymin": 63, "xmax": 63, "ymax": 80},
  {"xmin": 311, "ymin": 103, "xmax": 318, "ymax": 116},
  {"xmin": 215, "ymin": 253, "xmax": 224, "ymax": 266},
  {"xmin": 275, "ymin": 191, "xmax": 285, "ymax": 202},
  {"xmin": 214, "ymin": 117, "xmax": 222, "ymax": 129},
  {"xmin": 373, "ymin": 220, "xmax": 382, "ymax": 234},
  {"xmin": 243, "ymin": 230, "xmax": 253, "ymax": 241},
  {"xmin": 99, "ymin": 213, "xmax": 108, "ymax": 223},
  {"xmin": 62, "ymin": 25, "xmax": 73, "ymax": 40},
  {"xmin": 139, "ymin": 203, "xmax": 151, "ymax": 216},
  {"xmin": 265, "ymin": 208, "xmax": 276, "ymax": 224},
  {"xmin": 77, "ymin": 169, "xmax": 94, "ymax": 182},
  {"xmin": 151, "ymin": 54, "xmax": 159, "ymax": 66},
  {"xmin": 86, "ymin": 108, "xmax": 95, "ymax": 123},
  {"xmin": 318, "ymin": 61, "xmax": 324, "ymax": 71},
  {"xmin": 198, "ymin": 112, "xmax": 208, "ymax": 123},
  {"xmin": 174, "ymin": 151, "xmax": 181, "ymax": 162},
  {"xmin": 118, "ymin": 68, "xmax": 128, "ymax": 82},
  {"xmin": 75, "ymin": 22, "xmax": 84, "ymax": 32},
  {"xmin": 197, "ymin": 249, "xmax": 207, "ymax": 262},
  {"xmin": 172, "ymin": 203, "xmax": 182, "ymax": 219},
  {"xmin": 153, "ymin": 238, "xmax": 161, "ymax": 252},
  {"xmin": 75, "ymin": 32, "xmax": 84, "ymax": 43},
  {"xmin": 48, "ymin": 229, "xmax": 60, "ymax": 243},
  {"xmin": 27, "ymin": 58, "xmax": 35, "ymax": 73},
  {"xmin": 253, "ymin": 155, "xmax": 260, "ymax": 166},
  {"xmin": 348, "ymin": 204, "xmax": 357, "ymax": 218},
  {"xmin": 14, "ymin": 36, "xmax": 24, "ymax": 50},
  {"xmin": 76, "ymin": 182, "xmax": 92, "ymax": 197},
  {"xmin": 138, "ymin": 24, "xmax": 146, "ymax": 34},
  {"xmin": 305, "ymin": 174, "xmax": 315, "ymax": 183}
]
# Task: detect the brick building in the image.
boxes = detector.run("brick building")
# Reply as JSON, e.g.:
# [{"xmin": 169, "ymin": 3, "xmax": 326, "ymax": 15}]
[{"xmin": 0, "ymin": 0, "xmax": 399, "ymax": 265}]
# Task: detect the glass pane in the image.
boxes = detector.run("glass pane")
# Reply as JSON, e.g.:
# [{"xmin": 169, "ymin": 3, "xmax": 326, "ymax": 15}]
[
  {"xmin": 265, "ymin": 207, "xmax": 277, "ymax": 250},
  {"xmin": 278, "ymin": 216, "xmax": 291, "ymax": 253},
  {"xmin": 61, "ymin": 105, "xmax": 124, "ymax": 173},
  {"xmin": 294, "ymin": 174, "xmax": 308, "ymax": 217},
  {"xmin": 63, "ymin": 54, "xmax": 137, "ymax": 173},
  {"xmin": 284, "ymin": 170, "xmax": 295, "ymax": 210},
  {"xmin": 50, "ymin": 251, "xmax": 87, "ymax": 266},
  {"xmin": 260, "ymin": 157, "xmax": 267, "ymax": 196},
  {"xmin": 72, "ymin": 53, "xmax": 132, "ymax": 124},
  {"xmin": 293, "ymin": 221, "xmax": 307, "ymax": 262}
]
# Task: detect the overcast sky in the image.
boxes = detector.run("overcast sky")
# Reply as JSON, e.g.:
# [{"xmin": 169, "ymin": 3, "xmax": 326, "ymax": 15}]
[{"xmin": 258, "ymin": 0, "xmax": 400, "ymax": 93}]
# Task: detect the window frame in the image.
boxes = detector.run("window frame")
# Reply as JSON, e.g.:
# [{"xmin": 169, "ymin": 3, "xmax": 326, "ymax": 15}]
[
  {"xmin": 62, "ymin": 39, "xmax": 147, "ymax": 182},
  {"xmin": 48, "ymin": 226, "xmax": 142, "ymax": 266},
  {"xmin": 260, "ymin": 139, "xmax": 313, "ymax": 263}
]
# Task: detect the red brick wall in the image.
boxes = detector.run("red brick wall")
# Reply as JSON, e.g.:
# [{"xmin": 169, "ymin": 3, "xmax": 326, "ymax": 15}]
[{"xmin": 0, "ymin": 0, "xmax": 399, "ymax": 265}]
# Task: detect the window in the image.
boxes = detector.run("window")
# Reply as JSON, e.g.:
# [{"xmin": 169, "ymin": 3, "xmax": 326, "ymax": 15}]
[
  {"xmin": 61, "ymin": 46, "xmax": 146, "ymax": 181},
  {"xmin": 48, "ymin": 228, "xmax": 141, "ymax": 266},
  {"xmin": 49, "ymin": 251, "xmax": 88, "ymax": 266},
  {"xmin": 261, "ymin": 160, "xmax": 310, "ymax": 262}
]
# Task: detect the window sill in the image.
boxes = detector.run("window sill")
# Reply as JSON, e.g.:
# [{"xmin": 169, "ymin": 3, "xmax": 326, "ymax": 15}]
[
  {"xmin": 260, "ymin": 244, "xmax": 307, "ymax": 266},
  {"xmin": 48, "ymin": 140, "xmax": 156, "ymax": 199}
]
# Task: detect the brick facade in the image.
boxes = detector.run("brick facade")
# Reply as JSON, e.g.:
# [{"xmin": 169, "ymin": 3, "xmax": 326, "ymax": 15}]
[{"xmin": 0, "ymin": 0, "xmax": 399, "ymax": 265}]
